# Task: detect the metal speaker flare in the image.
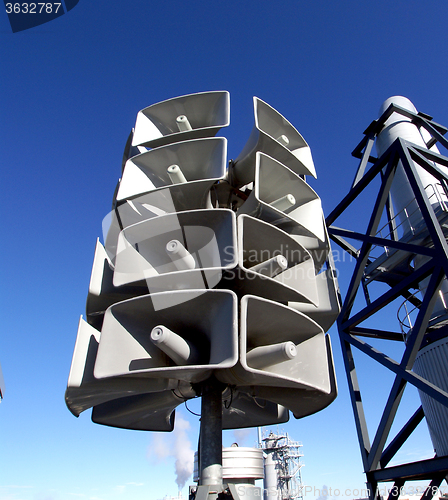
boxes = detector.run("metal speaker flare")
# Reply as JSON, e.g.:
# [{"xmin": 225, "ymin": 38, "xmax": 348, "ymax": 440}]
[
  {"xmin": 117, "ymin": 137, "xmax": 227, "ymax": 202},
  {"xmin": 238, "ymin": 152, "xmax": 330, "ymax": 270},
  {"xmin": 65, "ymin": 317, "xmax": 173, "ymax": 417},
  {"xmin": 104, "ymin": 191, "xmax": 216, "ymax": 266},
  {"xmin": 91, "ymin": 391, "xmax": 185, "ymax": 432},
  {"xmin": 222, "ymin": 389, "xmax": 289, "ymax": 429},
  {"xmin": 121, "ymin": 129, "xmax": 148, "ymax": 174},
  {"xmin": 86, "ymin": 239, "xmax": 147, "ymax": 330},
  {"xmin": 231, "ymin": 215, "xmax": 319, "ymax": 304},
  {"xmin": 93, "ymin": 289, "xmax": 238, "ymax": 384},
  {"xmin": 238, "ymin": 334, "xmax": 337, "ymax": 418},
  {"xmin": 112, "ymin": 209, "xmax": 237, "ymax": 292},
  {"xmin": 289, "ymin": 257, "xmax": 341, "ymax": 331},
  {"xmin": 230, "ymin": 97, "xmax": 316, "ymax": 187},
  {"xmin": 217, "ymin": 295, "xmax": 333, "ymax": 395},
  {"xmin": 91, "ymin": 387, "xmax": 289, "ymax": 432},
  {"xmin": 132, "ymin": 91, "xmax": 230, "ymax": 148},
  {"xmin": 238, "ymin": 153, "xmax": 325, "ymax": 241}
]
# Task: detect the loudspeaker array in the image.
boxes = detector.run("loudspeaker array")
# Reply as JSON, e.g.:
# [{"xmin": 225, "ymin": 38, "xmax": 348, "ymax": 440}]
[{"xmin": 65, "ymin": 91, "xmax": 341, "ymax": 431}]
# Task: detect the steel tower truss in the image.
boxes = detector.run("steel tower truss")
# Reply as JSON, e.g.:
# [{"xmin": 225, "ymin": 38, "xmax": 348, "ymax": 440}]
[{"xmin": 326, "ymin": 103, "xmax": 448, "ymax": 499}]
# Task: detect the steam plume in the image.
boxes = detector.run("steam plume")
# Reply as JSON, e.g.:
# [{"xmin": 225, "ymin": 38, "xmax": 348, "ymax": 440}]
[
  {"xmin": 231, "ymin": 428, "xmax": 253, "ymax": 445},
  {"xmin": 149, "ymin": 414, "xmax": 194, "ymax": 490}
]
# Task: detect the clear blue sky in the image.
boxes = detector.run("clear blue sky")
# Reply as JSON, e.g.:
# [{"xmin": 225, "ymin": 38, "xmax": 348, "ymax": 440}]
[{"xmin": 2, "ymin": 1, "xmax": 448, "ymax": 499}]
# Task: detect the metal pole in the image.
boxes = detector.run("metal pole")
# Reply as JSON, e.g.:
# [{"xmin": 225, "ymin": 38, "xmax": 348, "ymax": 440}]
[{"xmin": 199, "ymin": 380, "xmax": 223, "ymax": 488}]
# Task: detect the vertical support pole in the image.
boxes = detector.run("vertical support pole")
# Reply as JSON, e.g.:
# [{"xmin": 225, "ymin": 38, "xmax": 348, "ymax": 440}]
[{"xmin": 199, "ymin": 381, "xmax": 223, "ymax": 488}]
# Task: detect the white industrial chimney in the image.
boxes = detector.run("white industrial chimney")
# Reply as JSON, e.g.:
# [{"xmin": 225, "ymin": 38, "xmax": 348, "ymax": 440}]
[
  {"xmin": 376, "ymin": 96, "xmax": 448, "ymax": 457},
  {"xmin": 376, "ymin": 96, "xmax": 447, "ymax": 231}
]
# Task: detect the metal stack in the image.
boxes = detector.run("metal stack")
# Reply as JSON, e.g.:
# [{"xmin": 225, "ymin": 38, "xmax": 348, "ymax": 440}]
[{"xmin": 65, "ymin": 91, "xmax": 340, "ymax": 498}]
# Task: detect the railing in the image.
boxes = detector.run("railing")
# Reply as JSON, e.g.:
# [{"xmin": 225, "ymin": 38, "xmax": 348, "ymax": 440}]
[
  {"xmin": 369, "ymin": 182, "xmax": 448, "ymax": 260},
  {"xmin": 397, "ymin": 286, "xmax": 448, "ymax": 337},
  {"xmin": 397, "ymin": 288, "xmax": 421, "ymax": 337}
]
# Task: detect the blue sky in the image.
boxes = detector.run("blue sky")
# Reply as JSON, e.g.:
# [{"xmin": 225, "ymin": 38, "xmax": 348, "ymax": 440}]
[{"xmin": 2, "ymin": 1, "xmax": 448, "ymax": 499}]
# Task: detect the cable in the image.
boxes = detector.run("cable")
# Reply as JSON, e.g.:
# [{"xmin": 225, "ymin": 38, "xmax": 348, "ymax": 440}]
[
  {"xmin": 253, "ymin": 396, "xmax": 267, "ymax": 408},
  {"xmin": 172, "ymin": 389, "xmax": 185, "ymax": 399},
  {"xmin": 185, "ymin": 399, "xmax": 201, "ymax": 417},
  {"xmin": 223, "ymin": 386, "xmax": 234, "ymax": 409}
]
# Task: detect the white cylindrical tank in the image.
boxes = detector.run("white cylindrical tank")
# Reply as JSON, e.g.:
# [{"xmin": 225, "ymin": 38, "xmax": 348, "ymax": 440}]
[
  {"xmin": 376, "ymin": 96, "xmax": 448, "ymax": 319},
  {"xmin": 413, "ymin": 337, "xmax": 448, "ymax": 456},
  {"xmin": 193, "ymin": 447, "xmax": 264, "ymax": 485},
  {"xmin": 376, "ymin": 96, "xmax": 448, "ymax": 234}
]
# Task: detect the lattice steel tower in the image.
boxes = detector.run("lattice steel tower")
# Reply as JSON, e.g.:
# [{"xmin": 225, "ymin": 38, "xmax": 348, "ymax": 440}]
[{"xmin": 328, "ymin": 96, "xmax": 448, "ymax": 498}]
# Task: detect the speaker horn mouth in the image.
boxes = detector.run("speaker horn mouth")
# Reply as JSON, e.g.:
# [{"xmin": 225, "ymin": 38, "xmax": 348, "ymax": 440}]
[
  {"xmin": 232, "ymin": 215, "xmax": 319, "ymax": 304},
  {"xmin": 230, "ymin": 96, "xmax": 317, "ymax": 187},
  {"xmin": 117, "ymin": 137, "xmax": 227, "ymax": 202},
  {"xmin": 217, "ymin": 295, "xmax": 334, "ymax": 396},
  {"xmin": 131, "ymin": 91, "xmax": 230, "ymax": 149},
  {"xmin": 113, "ymin": 209, "xmax": 237, "ymax": 290},
  {"xmin": 93, "ymin": 289, "xmax": 239, "ymax": 383}
]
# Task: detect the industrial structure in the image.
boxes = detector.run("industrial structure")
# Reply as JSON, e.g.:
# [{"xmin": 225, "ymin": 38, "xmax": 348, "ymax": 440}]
[
  {"xmin": 261, "ymin": 430, "xmax": 304, "ymax": 500},
  {"xmin": 327, "ymin": 96, "xmax": 448, "ymax": 497},
  {"xmin": 65, "ymin": 91, "xmax": 341, "ymax": 499},
  {"xmin": 189, "ymin": 429, "xmax": 304, "ymax": 500}
]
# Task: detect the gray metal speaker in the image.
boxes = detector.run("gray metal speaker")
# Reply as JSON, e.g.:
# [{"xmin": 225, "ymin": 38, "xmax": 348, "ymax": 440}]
[
  {"xmin": 217, "ymin": 295, "xmax": 333, "ymax": 394},
  {"xmin": 108, "ymin": 135, "xmax": 227, "ymax": 263},
  {"xmin": 65, "ymin": 317, "xmax": 175, "ymax": 417},
  {"xmin": 289, "ymin": 223, "xmax": 331, "ymax": 273},
  {"xmin": 117, "ymin": 137, "xmax": 227, "ymax": 202},
  {"xmin": 237, "ymin": 152, "xmax": 330, "ymax": 270},
  {"xmin": 91, "ymin": 389, "xmax": 195, "ymax": 432},
  {"xmin": 230, "ymin": 97, "xmax": 316, "ymax": 187},
  {"xmin": 230, "ymin": 215, "xmax": 318, "ymax": 304},
  {"xmin": 104, "ymin": 191, "xmax": 210, "ymax": 266},
  {"xmin": 238, "ymin": 153, "xmax": 325, "ymax": 239},
  {"xmin": 86, "ymin": 239, "xmax": 147, "ymax": 329},
  {"xmin": 93, "ymin": 289, "xmax": 238, "ymax": 384},
  {"xmin": 132, "ymin": 91, "xmax": 230, "ymax": 148},
  {"xmin": 231, "ymin": 335, "xmax": 337, "ymax": 419},
  {"xmin": 89, "ymin": 386, "xmax": 289, "ymax": 432},
  {"xmin": 289, "ymin": 257, "xmax": 341, "ymax": 331},
  {"xmin": 105, "ymin": 140, "xmax": 228, "ymax": 270},
  {"xmin": 240, "ymin": 335, "xmax": 336, "ymax": 419},
  {"xmin": 113, "ymin": 209, "xmax": 237, "ymax": 292},
  {"xmin": 121, "ymin": 129, "xmax": 148, "ymax": 173},
  {"xmin": 222, "ymin": 389, "xmax": 289, "ymax": 429},
  {"xmin": 103, "ymin": 200, "xmax": 160, "ymax": 265}
]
